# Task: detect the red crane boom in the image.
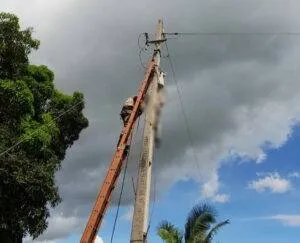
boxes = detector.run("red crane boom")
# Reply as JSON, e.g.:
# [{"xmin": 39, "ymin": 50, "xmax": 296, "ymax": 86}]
[{"xmin": 80, "ymin": 61, "xmax": 156, "ymax": 243}]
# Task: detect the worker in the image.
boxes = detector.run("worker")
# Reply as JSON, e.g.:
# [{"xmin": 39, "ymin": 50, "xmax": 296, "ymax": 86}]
[
  {"xmin": 120, "ymin": 96, "xmax": 134, "ymax": 126},
  {"xmin": 120, "ymin": 96, "xmax": 145, "ymax": 125},
  {"xmin": 117, "ymin": 95, "xmax": 145, "ymax": 154}
]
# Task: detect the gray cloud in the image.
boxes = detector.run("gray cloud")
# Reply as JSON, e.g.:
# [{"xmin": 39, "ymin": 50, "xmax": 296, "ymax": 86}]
[{"xmin": 3, "ymin": 0, "xmax": 300, "ymax": 241}]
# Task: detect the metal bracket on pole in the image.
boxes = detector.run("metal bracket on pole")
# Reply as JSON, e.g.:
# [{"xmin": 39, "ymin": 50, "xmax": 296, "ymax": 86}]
[{"xmin": 146, "ymin": 38, "xmax": 167, "ymax": 45}]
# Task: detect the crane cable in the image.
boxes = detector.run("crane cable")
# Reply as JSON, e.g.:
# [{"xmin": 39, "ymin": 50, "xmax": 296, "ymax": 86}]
[{"xmin": 110, "ymin": 116, "xmax": 141, "ymax": 243}]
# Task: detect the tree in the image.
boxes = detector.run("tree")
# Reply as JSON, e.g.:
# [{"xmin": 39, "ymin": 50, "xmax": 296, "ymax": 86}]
[
  {"xmin": 157, "ymin": 221, "xmax": 183, "ymax": 243},
  {"xmin": 0, "ymin": 13, "xmax": 39, "ymax": 80},
  {"xmin": 0, "ymin": 12, "xmax": 88, "ymax": 242},
  {"xmin": 157, "ymin": 203, "xmax": 229, "ymax": 243}
]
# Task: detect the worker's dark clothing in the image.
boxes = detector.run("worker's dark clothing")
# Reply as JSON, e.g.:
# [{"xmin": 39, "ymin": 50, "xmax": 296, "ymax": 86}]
[{"xmin": 117, "ymin": 96, "xmax": 144, "ymax": 159}]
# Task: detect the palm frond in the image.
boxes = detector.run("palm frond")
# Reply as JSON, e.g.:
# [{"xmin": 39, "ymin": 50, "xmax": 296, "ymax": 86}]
[
  {"xmin": 184, "ymin": 203, "xmax": 217, "ymax": 241},
  {"xmin": 204, "ymin": 219, "xmax": 230, "ymax": 243},
  {"xmin": 191, "ymin": 212, "xmax": 216, "ymax": 242},
  {"xmin": 157, "ymin": 220, "xmax": 183, "ymax": 243}
]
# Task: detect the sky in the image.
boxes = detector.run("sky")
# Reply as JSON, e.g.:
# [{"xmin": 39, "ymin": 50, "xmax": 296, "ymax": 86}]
[{"xmin": 2, "ymin": 0, "xmax": 300, "ymax": 242}]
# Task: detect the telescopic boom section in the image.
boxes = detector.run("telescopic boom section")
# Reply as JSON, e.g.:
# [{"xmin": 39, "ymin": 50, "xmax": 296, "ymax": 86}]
[{"xmin": 80, "ymin": 61, "xmax": 156, "ymax": 243}]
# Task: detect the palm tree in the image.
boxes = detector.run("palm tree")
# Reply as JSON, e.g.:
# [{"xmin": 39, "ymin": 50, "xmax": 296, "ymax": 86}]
[
  {"xmin": 157, "ymin": 203, "xmax": 229, "ymax": 243},
  {"xmin": 157, "ymin": 221, "xmax": 183, "ymax": 243}
]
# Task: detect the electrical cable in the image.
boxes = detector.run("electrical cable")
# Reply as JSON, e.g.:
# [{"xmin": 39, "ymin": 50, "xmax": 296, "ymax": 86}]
[
  {"xmin": 110, "ymin": 132, "xmax": 133, "ymax": 243},
  {"xmin": 145, "ymin": 175, "xmax": 157, "ymax": 238},
  {"xmin": 131, "ymin": 177, "xmax": 136, "ymax": 198},
  {"xmin": 138, "ymin": 33, "xmax": 152, "ymax": 69},
  {"xmin": 164, "ymin": 32, "xmax": 300, "ymax": 36},
  {"xmin": 134, "ymin": 112, "xmax": 147, "ymax": 191},
  {"xmin": 138, "ymin": 49, "xmax": 147, "ymax": 69},
  {"xmin": 164, "ymin": 40, "xmax": 201, "ymax": 173},
  {"xmin": 110, "ymin": 116, "xmax": 141, "ymax": 243},
  {"xmin": 133, "ymin": 116, "xmax": 141, "ymax": 196},
  {"xmin": 0, "ymin": 99, "xmax": 84, "ymax": 158},
  {"xmin": 138, "ymin": 33, "xmax": 149, "ymax": 53}
]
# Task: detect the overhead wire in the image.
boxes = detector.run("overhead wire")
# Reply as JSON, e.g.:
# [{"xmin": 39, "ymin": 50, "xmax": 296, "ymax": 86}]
[
  {"xmin": 0, "ymin": 99, "xmax": 84, "ymax": 158},
  {"xmin": 130, "ymin": 116, "xmax": 141, "ymax": 199},
  {"xmin": 110, "ymin": 139, "xmax": 131, "ymax": 243},
  {"xmin": 131, "ymin": 177, "xmax": 136, "ymax": 199},
  {"xmin": 164, "ymin": 32, "xmax": 300, "ymax": 36},
  {"xmin": 138, "ymin": 33, "xmax": 149, "ymax": 53},
  {"xmin": 163, "ymin": 40, "xmax": 202, "ymax": 173},
  {"xmin": 134, "ymin": 111, "xmax": 147, "ymax": 195},
  {"xmin": 138, "ymin": 49, "xmax": 147, "ymax": 69},
  {"xmin": 145, "ymin": 175, "xmax": 157, "ymax": 238},
  {"xmin": 161, "ymin": 31, "xmax": 300, "ymax": 171},
  {"xmin": 138, "ymin": 32, "xmax": 160, "ymax": 70},
  {"xmin": 131, "ymin": 116, "xmax": 141, "ymax": 199},
  {"xmin": 138, "ymin": 33, "xmax": 151, "ymax": 70},
  {"xmin": 110, "ymin": 116, "xmax": 141, "ymax": 243}
]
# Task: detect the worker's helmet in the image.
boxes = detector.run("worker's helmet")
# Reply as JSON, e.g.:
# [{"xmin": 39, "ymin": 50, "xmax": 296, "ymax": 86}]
[{"xmin": 123, "ymin": 97, "xmax": 134, "ymax": 107}]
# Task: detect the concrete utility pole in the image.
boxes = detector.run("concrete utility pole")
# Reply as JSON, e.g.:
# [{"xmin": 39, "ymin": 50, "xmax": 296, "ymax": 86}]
[{"xmin": 130, "ymin": 19, "xmax": 164, "ymax": 243}]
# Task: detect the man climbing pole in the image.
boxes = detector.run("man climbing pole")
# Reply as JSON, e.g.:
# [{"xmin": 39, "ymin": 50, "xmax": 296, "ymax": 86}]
[
  {"xmin": 117, "ymin": 96, "xmax": 145, "ymax": 156},
  {"xmin": 120, "ymin": 96, "xmax": 135, "ymax": 125}
]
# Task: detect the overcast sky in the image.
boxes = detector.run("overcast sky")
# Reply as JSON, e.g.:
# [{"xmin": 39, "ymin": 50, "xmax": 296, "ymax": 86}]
[{"xmin": 3, "ymin": 0, "xmax": 300, "ymax": 242}]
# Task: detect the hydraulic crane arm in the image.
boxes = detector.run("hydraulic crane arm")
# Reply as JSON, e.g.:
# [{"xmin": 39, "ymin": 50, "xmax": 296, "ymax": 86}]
[{"xmin": 80, "ymin": 61, "xmax": 156, "ymax": 243}]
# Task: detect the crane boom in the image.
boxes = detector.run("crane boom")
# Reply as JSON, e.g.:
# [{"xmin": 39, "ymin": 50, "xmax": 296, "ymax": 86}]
[{"xmin": 80, "ymin": 61, "xmax": 156, "ymax": 243}]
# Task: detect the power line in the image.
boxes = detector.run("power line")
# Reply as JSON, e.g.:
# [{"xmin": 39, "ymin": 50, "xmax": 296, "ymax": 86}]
[
  {"xmin": 145, "ymin": 175, "xmax": 157, "ymax": 238},
  {"xmin": 138, "ymin": 33, "xmax": 151, "ymax": 70},
  {"xmin": 110, "ymin": 135, "xmax": 132, "ymax": 243},
  {"xmin": 164, "ymin": 32, "xmax": 300, "ymax": 36},
  {"xmin": 0, "ymin": 100, "xmax": 84, "ymax": 158},
  {"xmin": 131, "ymin": 117, "xmax": 141, "ymax": 200},
  {"xmin": 110, "ymin": 116, "xmax": 140, "ymax": 243},
  {"xmin": 138, "ymin": 33, "xmax": 149, "ymax": 52},
  {"xmin": 138, "ymin": 49, "xmax": 147, "ymax": 69},
  {"xmin": 164, "ymin": 40, "xmax": 201, "ymax": 173}
]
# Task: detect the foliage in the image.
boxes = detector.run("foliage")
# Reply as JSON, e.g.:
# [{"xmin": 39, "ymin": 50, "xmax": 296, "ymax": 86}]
[
  {"xmin": 0, "ymin": 12, "xmax": 88, "ymax": 241},
  {"xmin": 157, "ymin": 203, "xmax": 229, "ymax": 243},
  {"xmin": 0, "ymin": 12, "xmax": 40, "ymax": 80},
  {"xmin": 157, "ymin": 221, "xmax": 183, "ymax": 243}
]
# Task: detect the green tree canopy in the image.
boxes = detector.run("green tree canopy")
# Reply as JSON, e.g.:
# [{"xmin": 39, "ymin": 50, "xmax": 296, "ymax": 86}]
[
  {"xmin": 0, "ymin": 12, "xmax": 88, "ymax": 242},
  {"xmin": 0, "ymin": 13, "xmax": 39, "ymax": 80}
]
